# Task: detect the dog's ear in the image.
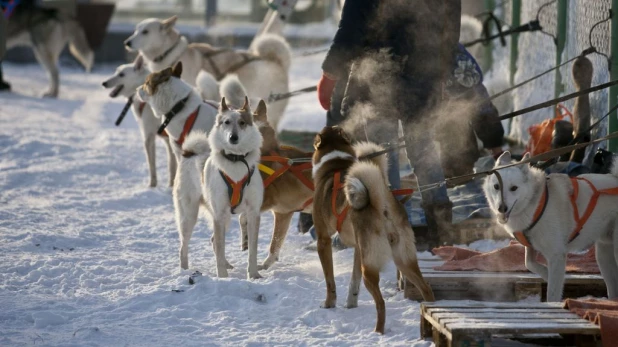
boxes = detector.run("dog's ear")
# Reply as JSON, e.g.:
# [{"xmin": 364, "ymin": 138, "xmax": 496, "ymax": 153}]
[
  {"xmin": 240, "ymin": 96, "xmax": 250, "ymax": 113},
  {"xmin": 519, "ymin": 152, "xmax": 531, "ymax": 174},
  {"xmin": 495, "ymin": 151, "xmax": 512, "ymax": 167},
  {"xmin": 172, "ymin": 61, "xmax": 183, "ymax": 78},
  {"xmin": 254, "ymin": 100, "xmax": 268, "ymax": 123},
  {"xmin": 334, "ymin": 126, "xmax": 351, "ymax": 144},
  {"xmin": 313, "ymin": 134, "xmax": 322, "ymax": 150},
  {"xmin": 220, "ymin": 97, "xmax": 229, "ymax": 112},
  {"xmin": 134, "ymin": 55, "xmax": 144, "ymax": 71},
  {"xmin": 161, "ymin": 15, "xmax": 178, "ymax": 31}
]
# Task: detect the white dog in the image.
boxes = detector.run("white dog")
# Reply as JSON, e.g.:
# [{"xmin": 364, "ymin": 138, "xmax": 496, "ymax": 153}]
[
  {"xmin": 484, "ymin": 152, "xmax": 618, "ymax": 301},
  {"xmin": 124, "ymin": 15, "xmax": 291, "ymax": 130},
  {"xmin": 102, "ymin": 56, "xmax": 177, "ymax": 188},
  {"xmin": 183, "ymin": 97, "xmax": 264, "ymax": 279}
]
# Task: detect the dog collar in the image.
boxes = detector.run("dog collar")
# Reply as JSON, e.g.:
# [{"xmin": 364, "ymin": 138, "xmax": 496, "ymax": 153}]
[
  {"xmin": 513, "ymin": 183, "xmax": 549, "ymax": 248},
  {"xmin": 220, "ymin": 150, "xmax": 255, "ymax": 186},
  {"xmin": 153, "ymin": 38, "xmax": 182, "ymax": 63},
  {"xmin": 115, "ymin": 95, "xmax": 134, "ymax": 126},
  {"xmin": 158, "ymin": 94, "xmax": 191, "ymax": 135}
]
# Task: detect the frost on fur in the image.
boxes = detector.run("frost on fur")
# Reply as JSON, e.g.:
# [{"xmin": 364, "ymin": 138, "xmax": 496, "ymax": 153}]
[
  {"xmin": 181, "ymin": 131, "xmax": 211, "ymax": 158},
  {"xmin": 252, "ymin": 34, "xmax": 292, "ymax": 72}
]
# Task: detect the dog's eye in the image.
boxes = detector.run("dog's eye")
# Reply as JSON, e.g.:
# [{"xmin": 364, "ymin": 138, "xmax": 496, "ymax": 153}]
[
  {"xmin": 239, "ymin": 121, "xmax": 245, "ymax": 126},
  {"xmin": 493, "ymin": 184, "xmax": 500, "ymax": 190},
  {"xmin": 510, "ymin": 186, "xmax": 518, "ymax": 192},
  {"xmin": 142, "ymin": 29, "xmax": 149, "ymax": 35},
  {"xmin": 224, "ymin": 120, "xmax": 230, "ymax": 125},
  {"xmin": 119, "ymin": 73, "xmax": 125, "ymax": 77}
]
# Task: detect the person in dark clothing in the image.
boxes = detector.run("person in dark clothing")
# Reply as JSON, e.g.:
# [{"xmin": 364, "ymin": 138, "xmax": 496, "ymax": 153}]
[{"xmin": 317, "ymin": 0, "xmax": 462, "ymax": 247}]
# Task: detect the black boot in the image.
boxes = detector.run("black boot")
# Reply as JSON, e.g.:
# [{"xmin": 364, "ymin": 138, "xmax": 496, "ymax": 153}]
[
  {"xmin": 422, "ymin": 201, "xmax": 455, "ymax": 251},
  {"xmin": 0, "ymin": 64, "xmax": 11, "ymax": 91}
]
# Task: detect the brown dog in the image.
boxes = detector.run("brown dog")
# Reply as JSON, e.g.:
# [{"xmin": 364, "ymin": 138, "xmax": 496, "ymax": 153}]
[
  {"xmin": 238, "ymin": 103, "xmax": 315, "ymax": 270},
  {"xmin": 311, "ymin": 126, "xmax": 434, "ymax": 334}
]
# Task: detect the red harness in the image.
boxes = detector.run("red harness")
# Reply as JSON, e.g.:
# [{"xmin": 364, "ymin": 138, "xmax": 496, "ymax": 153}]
[
  {"xmin": 331, "ymin": 171, "xmax": 415, "ymax": 232},
  {"xmin": 220, "ymin": 167, "xmax": 254, "ymax": 214},
  {"xmin": 514, "ymin": 177, "xmax": 618, "ymax": 247},
  {"xmin": 260, "ymin": 153, "xmax": 314, "ymax": 211},
  {"xmin": 175, "ymin": 107, "xmax": 200, "ymax": 147}
]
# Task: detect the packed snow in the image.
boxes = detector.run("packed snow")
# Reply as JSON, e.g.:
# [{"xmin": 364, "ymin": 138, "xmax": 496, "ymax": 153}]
[{"xmin": 0, "ymin": 51, "xmax": 460, "ymax": 346}]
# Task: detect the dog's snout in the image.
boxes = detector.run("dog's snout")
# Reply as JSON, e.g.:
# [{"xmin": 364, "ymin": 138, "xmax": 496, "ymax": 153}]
[
  {"xmin": 498, "ymin": 203, "xmax": 508, "ymax": 214},
  {"xmin": 102, "ymin": 81, "xmax": 109, "ymax": 87},
  {"xmin": 124, "ymin": 40, "xmax": 132, "ymax": 48},
  {"xmin": 229, "ymin": 133, "xmax": 239, "ymax": 144}
]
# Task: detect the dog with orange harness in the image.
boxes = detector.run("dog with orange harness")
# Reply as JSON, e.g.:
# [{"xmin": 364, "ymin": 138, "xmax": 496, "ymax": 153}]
[
  {"xmin": 484, "ymin": 151, "xmax": 618, "ymax": 302},
  {"xmin": 311, "ymin": 126, "xmax": 434, "ymax": 334}
]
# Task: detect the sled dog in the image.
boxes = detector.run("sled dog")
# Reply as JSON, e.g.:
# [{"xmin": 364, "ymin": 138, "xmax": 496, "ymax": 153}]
[
  {"xmin": 484, "ymin": 152, "xmax": 618, "ymax": 301},
  {"xmin": 6, "ymin": 5, "xmax": 93, "ymax": 97},
  {"xmin": 311, "ymin": 126, "xmax": 435, "ymax": 334},
  {"xmin": 102, "ymin": 55, "xmax": 177, "ymax": 188},
  {"xmin": 124, "ymin": 15, "xmax": 291, "ymax": 130},
  {"xmin": 182, "ymin": 97, "xmax": 265, "ymax": 279}
]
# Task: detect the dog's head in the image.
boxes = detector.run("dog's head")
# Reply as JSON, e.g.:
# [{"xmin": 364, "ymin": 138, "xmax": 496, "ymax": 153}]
[
  {"xmin": 483, "ymin": 151, "xmax": 536, "ymax": 224},
  {"xmin": 124, "ymin": 16, "xmax": 178, "ymax": 52},
  {"xmin": 312, "ymin": 126, "xmax": 355, "ymax": 165},
  {"xmin": 102, "ymin": 55, "xmax": 149, "ymax": 98},
  {"xmin": 209, "ymin": 96, "xmax": 263, "ymax": 155},
  {"xmin": 136, "ymin": 61, "xmax": 191, "ymax": 117}
]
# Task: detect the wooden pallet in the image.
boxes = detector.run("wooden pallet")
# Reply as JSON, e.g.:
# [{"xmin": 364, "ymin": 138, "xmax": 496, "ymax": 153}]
[
  {"xmin": 410, "ymin": 258, "xmax": 606, "ymax": 302},
  {"xmin": 421, "ymin": 301, "xmax": 601, "ymax": 347}
]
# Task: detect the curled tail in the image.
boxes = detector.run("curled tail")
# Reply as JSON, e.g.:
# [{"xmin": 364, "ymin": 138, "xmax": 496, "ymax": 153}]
[
  {"xmin": 252, "ymin": 34, "xmax": 292, "ymax": 72},
  {"xmin": 344, "ymin": 162, "xmax": 388, "ymax": 211},
  {"xmin": 353, "ymin": 141, "xmax": 389, "ymax": 181},
  {"xmin": 219, "ymin": 75, "xmax": 248, "ymax": 108},
  {"xmin": 66, "ymin": 19, "xmax": 94, "ymax": 73},
  {"xmin": 181, "ymin": 131, "xmax": 211, "ymax": 159},
  {"xmin": 196, "ymin": 71, "xmax": 220, "ymax": 102}
]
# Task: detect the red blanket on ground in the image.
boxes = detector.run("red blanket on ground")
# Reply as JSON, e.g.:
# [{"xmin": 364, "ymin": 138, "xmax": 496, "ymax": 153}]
[
  {"xmin": 432, "ymin": 242, "xmax": 599, "ymax": 273},
  {"xmin": 564, "ymin": 298, "xmax": 618, "ymax": 347}
]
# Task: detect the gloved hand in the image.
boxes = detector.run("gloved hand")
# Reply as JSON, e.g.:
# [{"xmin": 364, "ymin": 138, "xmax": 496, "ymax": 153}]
[{"xmin": 317, "ymin": 73, "xmax": 337, "ymax": 110}]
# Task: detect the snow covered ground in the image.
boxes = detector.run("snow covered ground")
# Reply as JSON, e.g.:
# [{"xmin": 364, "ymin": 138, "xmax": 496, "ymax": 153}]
[{"xmin": 0, "ymin": 52, "xmax": 463, "ymax": 346}]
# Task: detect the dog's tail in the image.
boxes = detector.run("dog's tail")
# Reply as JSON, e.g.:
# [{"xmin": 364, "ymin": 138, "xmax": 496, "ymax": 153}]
[
  {"xmin": 196, "ymin": 70, "xmax": 221, "ymax": 102},
  {"xmin": 252, "ymin": 34, "xmax": 292, "ymax": 72},
  {"xmin": 219, "ymin": 74, "xmax": 248, "ymax": 108},
  {"xmin": 181, "ymin": 130, "xmax": 211, "ymax": 159},
  {"xmin": 353, "ymin": 141, "xmax": 389, "ymax": 181},
  {"xmin": 65, "ymin": 19, "xmax": 94, "ymax": 73},
  {"xmin": 345, "ymin": 161, "xmax": 388, "ymax": 211}
]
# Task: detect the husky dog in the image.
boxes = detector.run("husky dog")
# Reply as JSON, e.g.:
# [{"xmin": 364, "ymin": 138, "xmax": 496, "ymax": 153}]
[
  {"xmin": 183, "ymin": 97, "xmax": 264, "ymax": 279},
  {"xmin": 6, "ymin": 6, "xmax": 93, "ymax": 97},
  {"xmin": 484, "ymin": 152, "xmax": 618, "ymax": 301},
  {"xmin": 124, "ymin": 15, "xmax": 291, "ymax": 130},
  {"xmin": 311, "ymin": 126, "xmax": 435, "ymax": 334},
  {"xmin": 102, "ymin": 56, "xmax": 177, "ymax": 188}
]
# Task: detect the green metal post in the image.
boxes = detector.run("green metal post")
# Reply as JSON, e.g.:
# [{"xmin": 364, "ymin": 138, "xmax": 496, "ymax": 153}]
[
  {"xmin": 483, "ymin": 0, "xmax": 495, "ymax": 72},
  {"xmin": 509, "ymin": 0, "xmax": 521, "ymax": 86},
  {"xmin": 610, "ymin": 0, "xmax": 618, "ymax": 151},
  {"xmin": 554, "ymin": 0, "xmax": 568, "ymax": 98}
]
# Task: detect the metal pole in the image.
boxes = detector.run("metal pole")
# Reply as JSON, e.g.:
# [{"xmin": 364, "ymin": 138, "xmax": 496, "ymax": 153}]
[
  {"xmin": 509, "ymin": 0, "xmax": 521, "ymax": 86},
  {"xmin": 610, "ymin": 0, "xmax": 618, "ymax": 151},
  {"xmin": 483, "ymin": 0, "xmax": 495, "ymax": 72},
  {"xmin": 554, "ymin": 0, "xmax": 568, "ymax": 98}
]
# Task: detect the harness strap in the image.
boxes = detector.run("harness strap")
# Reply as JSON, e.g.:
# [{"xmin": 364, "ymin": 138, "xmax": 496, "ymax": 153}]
[
  {"xmin": 220, "ymin": 167, "xmax": 254, "ymax": 214},
  {"xmin": 513, "ymin": 183, "xmax": 549, "ymax": 248},
  {"xmin": 568, "ymin": 177, "xmax": 618, "ymax": 243},
  {"xmin": 175, "ymin": 106, "xmax": 200, "ymax": 147},
  {"xmin": 332, "ymin": 171, "xmax": 349, "ymax": 233},
  {"xmin": 260, "ymin": 154, "xmax": 314, "ymax": 211},
  {"xmin": 203, "ymin": 50, "xmax": 260, "ymax": 81}
]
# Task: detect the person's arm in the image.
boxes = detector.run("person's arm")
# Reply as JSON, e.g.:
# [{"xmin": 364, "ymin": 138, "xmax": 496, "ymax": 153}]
[{"xmin": 321, "ymin": 0, "xmax": 377, "ymax": 79}]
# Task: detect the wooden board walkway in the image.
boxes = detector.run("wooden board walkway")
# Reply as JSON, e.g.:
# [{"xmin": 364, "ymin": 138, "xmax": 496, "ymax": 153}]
[
  {"xmin": 420, "ymin": 301, "xmax": 601, "ymax": 347},
  {"xmin": 414, "ymin": 258, "xmax": 606, "ymax": 302}
]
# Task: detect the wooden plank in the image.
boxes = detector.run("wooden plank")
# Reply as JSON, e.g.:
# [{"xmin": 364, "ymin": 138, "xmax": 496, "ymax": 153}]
[
  {"xmin": 426, "ymin": 308, "xmax": 568, "ymax": 314},
  {"xmin": 423, "ymin": 301, "xmax": 565, "ymax": 309},
  {"xmin": 444, "ymin": 322, "xmax": 599, "ymax": 335},
  {"xmin": 442, "ymin": 318, "xmax": 594, "ymax": 326},
  {"xmin": 432, "ymin": 312, "xmax": 582, "ymax": 320}
]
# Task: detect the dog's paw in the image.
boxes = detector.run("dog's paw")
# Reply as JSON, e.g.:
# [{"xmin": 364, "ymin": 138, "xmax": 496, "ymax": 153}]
[
  {"xmin": 257, "ymin": 263, "xmax": 269, "ymax": 271},
  {"xmin": 42, "ymin": 90, "xmax": 58, "ymax": 98},
  {"xmin": 344, "ymin": 302, "xmax": 358, "ymax": 309},
  {"xmin": 148, "ymin": 180, "xmax": 157, "ymax": 188},
  {"xmin": 248, "ymin": 272, "xmax": 263, "ymax": 280},
  {"xmin": 216, "ymin": 268, "xmax": 229, "ymax": 278},
  {"xmin": 224, "ymin": 260, "xmax": 234, "ymax": 270},
  {"xmin": 320, "ymin": 300, "xmax": 336, "ymax": 309}
]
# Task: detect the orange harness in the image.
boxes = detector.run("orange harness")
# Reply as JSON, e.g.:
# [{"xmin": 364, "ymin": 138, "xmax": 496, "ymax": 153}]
[
  {"xmin": 331, "ymin": 171, "xmax": 415, "ymax": 232},
  {"xmin": 514, "ymin": 177, "xmax": 618, "ymax": 247},
  {"xmin": 220, "ymin": 167, "xmax": 255, "ymax": 214},
  {"xmin": 175, "ymin": 106, "xmax": 200, "ymax": 147},
  {"xmin": 259, "ymin": 152, "xmax": 314, "ymax": 211}
]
